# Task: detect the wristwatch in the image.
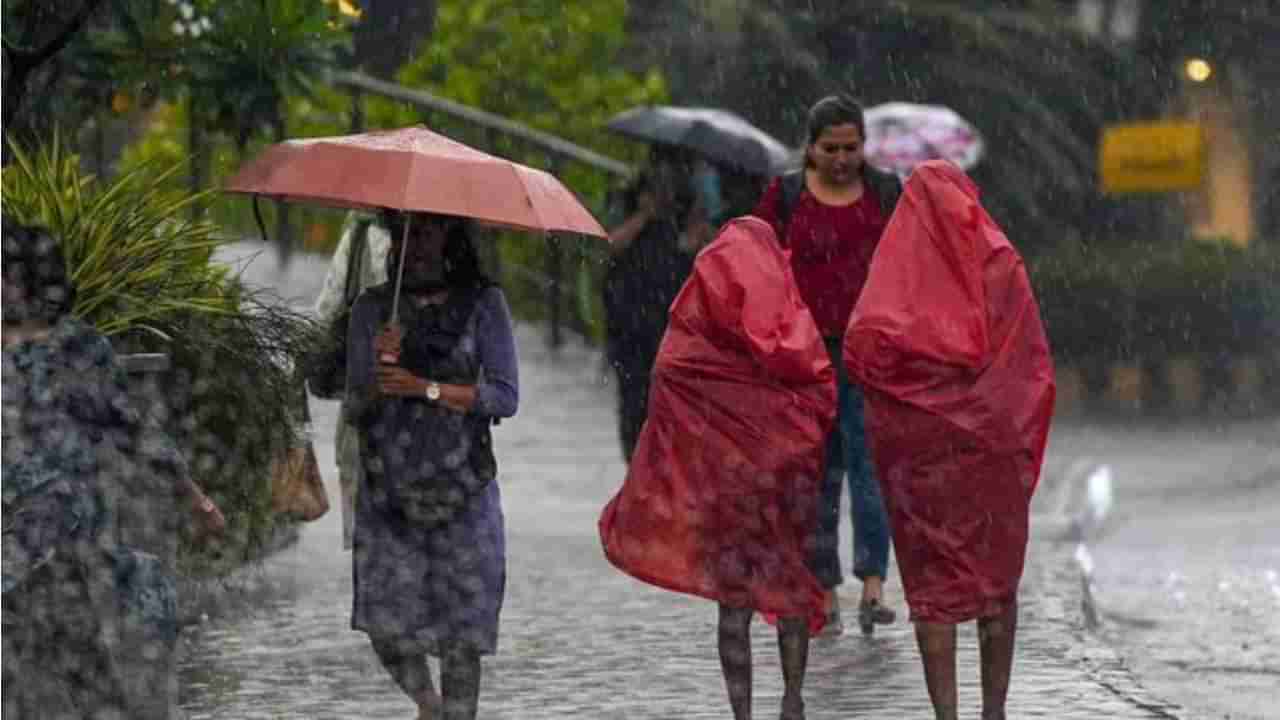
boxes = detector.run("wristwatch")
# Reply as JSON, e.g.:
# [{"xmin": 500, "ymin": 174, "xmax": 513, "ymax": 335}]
[{"xmin": 425, "ymin": 381, "xmax": 442, "ymax": 402}]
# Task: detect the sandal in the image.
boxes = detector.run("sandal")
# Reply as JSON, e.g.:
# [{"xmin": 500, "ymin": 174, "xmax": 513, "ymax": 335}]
[{"xmin": 858, "ymin": 598, "xmax": 896, "ymax": 636}]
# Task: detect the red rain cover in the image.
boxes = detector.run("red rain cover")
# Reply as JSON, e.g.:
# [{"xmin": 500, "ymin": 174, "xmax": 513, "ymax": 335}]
[
  {"xmin": 844, "ymin": 161, "xmax": 1056, "ymax": 623},
  {"xmin": 599, "ymin": 217, "xmax": 836, "ymax": 632}
]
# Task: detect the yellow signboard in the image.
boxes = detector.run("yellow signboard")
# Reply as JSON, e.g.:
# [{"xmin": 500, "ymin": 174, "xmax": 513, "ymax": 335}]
[{"xmin": 1100, "ymin": 122, "xmax": 1205, "ymax": 194}]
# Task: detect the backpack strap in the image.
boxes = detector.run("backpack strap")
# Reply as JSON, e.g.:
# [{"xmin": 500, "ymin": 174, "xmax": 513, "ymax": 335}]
[{"xmin": 863, "ymin": 167, "xmax": 902, "ymax": 218}]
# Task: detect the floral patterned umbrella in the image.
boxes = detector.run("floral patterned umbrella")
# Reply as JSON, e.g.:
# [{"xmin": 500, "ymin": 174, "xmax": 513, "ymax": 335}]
[{"xmin": 863, "ymin": 102, "xmax": 984, "ymax": 179}]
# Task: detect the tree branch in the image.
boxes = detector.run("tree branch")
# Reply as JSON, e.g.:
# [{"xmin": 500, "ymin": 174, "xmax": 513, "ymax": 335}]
[
  {"xmin": 16, "ymin": 0, "xmax": 107, "ymax": 68},
  {"xmin": 3, "ymin": 0, "xmax": 107, "ymax": 145}
]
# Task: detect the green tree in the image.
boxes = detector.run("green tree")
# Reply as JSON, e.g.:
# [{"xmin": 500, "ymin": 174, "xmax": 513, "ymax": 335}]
[
  {"xmin": 4, "ymin": 1, "xmax": 350, "ymax": 163},
  {"xmin": 371, "ymin": 0, "xmax": 663, "ymax": 192},
  {"xmin": 78, "ymin": 0, "xmax": 350, "ymax": 256}
]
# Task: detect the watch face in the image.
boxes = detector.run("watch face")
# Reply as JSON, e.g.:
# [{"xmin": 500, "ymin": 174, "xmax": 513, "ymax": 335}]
[{"xmin": 427, "ymin": 384, "xmax": 441, "ymax": 400}]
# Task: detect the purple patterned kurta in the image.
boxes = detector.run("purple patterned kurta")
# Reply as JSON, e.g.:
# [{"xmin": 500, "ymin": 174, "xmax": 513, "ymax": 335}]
[{"xmin": 346, "ymin": 284, "xmax": 518, "ymax": 655}]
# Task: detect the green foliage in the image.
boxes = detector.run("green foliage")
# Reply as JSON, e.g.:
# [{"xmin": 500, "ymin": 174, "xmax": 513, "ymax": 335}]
[
  {"xmin": 159, "ymin": 293, "xmax": 319, "ymax": 576},
  {"xmin": 374, "ymin": 0, "xmax": 664, "ymax": 181},
  {"xmin": 119, "ymin": 0, "xmax": 665, "ymax": 340},
  {"xmin": 3, "ymin": 0, "xmax": 351, "ymax": 158},
  {"xmin": 2, "ymin": 135, "xmax": 321, "ymax": 575},
  {"xmin": 2, "ymin": 135, "xmax": 233, "ymax": 338},
  {"xmin": 80, "ymin": 0, "xmax": 350, "ymax": 143},
  {"xmin": 114, "ymin": 99, "xmax": 350, "ymax": 248},
  {"xmin": 1029, "ymin": 238, "xmax": 1280, "ymax": 364}
]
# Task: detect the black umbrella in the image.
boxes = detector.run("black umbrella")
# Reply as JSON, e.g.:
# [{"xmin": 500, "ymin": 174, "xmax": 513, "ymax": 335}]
[{"xmin": 606, "ymin": 105, "xmax": 796, "ymax": 176}]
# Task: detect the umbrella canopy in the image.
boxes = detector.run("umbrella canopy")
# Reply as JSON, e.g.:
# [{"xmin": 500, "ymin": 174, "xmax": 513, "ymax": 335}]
[
  {"xmin": 863, "ymin": 102, "xmax": 984, "ymax": 179},
  {"xmin": 606, "ymin": 105, "xmax": 794, "ymax": 176},
  {"xmin": 223, "ymin": 126, "xmax": 606, "ymax": 238}
]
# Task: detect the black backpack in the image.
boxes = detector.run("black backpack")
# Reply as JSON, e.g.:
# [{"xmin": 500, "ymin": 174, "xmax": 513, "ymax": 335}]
[{"xmin": 775, "ymin": 167, "xmax": 902, "ymax": 238}]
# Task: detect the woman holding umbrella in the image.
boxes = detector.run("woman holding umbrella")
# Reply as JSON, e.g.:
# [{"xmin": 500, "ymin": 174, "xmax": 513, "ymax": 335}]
[
  {"xmin": 345, "ymin": 210, "xmax": 519, "ymax": 720},
  {"xmin": 224, "ymin": 125, "xmax": 605, "ymax": 720}
]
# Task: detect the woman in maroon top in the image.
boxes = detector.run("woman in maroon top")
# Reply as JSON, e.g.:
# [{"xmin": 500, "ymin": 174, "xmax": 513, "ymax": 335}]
[{"xmin": 754, "ymin": 95, "xmax": 901, "ymax": 637}]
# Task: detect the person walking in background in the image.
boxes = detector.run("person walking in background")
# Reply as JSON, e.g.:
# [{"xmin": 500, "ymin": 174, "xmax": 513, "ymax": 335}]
[
  {"xmin": 753, "ymin": 94, "xmax": 901, "ymax": 636},
  {"xmin": 312, "ymin": 212, "xmax": 391, "ymax": 550},
  {"xmin": 345, "ymin": 210, "xmax": 519, "ymax": 720},
  {"xmin": 601, "ymin": 217, "xmax": 836, "ymax": 720},
  {"xmin": 602, "ymin": 146, "xmax": 713, "ymax": 463},
  {"xmin": 844, "ymin": 161, "xmax": 1055, "ymax": 720}
]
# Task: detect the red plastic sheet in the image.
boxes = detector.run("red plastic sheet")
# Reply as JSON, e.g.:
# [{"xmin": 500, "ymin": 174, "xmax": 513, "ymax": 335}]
[
  {"xmin": 600, "ymin": 217, "xmax": 836, "ymax": 632},
  {"xmin": 844, "ymin": 161, "xmax": 1056, "ymax": 623}
]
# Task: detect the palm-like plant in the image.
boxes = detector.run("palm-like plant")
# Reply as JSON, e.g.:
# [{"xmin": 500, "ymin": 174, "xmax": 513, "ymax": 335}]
[{"xmin": 2, "ymin": 135, "xmax": 233, "ymax": 337}]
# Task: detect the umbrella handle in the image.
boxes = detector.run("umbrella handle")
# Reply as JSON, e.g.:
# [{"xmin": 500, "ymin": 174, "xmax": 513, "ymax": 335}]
[{"xmin": 252, "ymin": 195, "xmax": 269, "ymax": 245}]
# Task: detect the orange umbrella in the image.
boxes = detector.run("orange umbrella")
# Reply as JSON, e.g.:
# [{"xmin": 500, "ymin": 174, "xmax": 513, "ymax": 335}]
[
  {"xmin": 224, "ymin": 125, "xmax": 606, "ymax": 320},
  {"xmin": 224, "ymin": 125, "xmax": 606, "ymax": 238}
]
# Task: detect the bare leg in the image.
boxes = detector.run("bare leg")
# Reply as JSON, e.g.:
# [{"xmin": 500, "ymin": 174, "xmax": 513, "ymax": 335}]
[
  {"xmin": 440, "ymin": 644, "xmax": 481, "ymax": 720},
  {"xmin": 777, "ymin": 617, "xmax": 809, "ymax": 720},
  {"xmin": 718, "ymin": 604, "xmax": 754, "ymax": 720},
  {"xmin": 861, "ymin": 575, "xmax": 883, "ymax": 603},
  {"xmin": 914, "ymin": 621, "xmax": 959, "ymax": 720},
  {"xmin": 336, "ymin": 419, "xmax": 360, "ymax": 551},
  {"xmin": 371, "ymin": 640, "xmax": 440, "ymax": 718},
  {"xmin": 978, "ymin": 601, "xmax": 1019, "ymax": 720}
]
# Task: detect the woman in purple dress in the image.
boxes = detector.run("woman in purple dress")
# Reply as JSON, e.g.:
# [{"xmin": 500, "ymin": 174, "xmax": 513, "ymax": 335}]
[{"xmin": 345, "ymin": 210, "xmax": 519, "ymax": 720}]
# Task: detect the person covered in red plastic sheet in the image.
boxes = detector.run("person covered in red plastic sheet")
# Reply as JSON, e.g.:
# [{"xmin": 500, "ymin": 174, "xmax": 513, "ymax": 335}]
[
  {"xmin": 600, "ymin": 216, "xmax": 836, "ymax": 720},
  {"xmin": 844, "ymin": 160, "xmax": 1056, "ymax": 720}
]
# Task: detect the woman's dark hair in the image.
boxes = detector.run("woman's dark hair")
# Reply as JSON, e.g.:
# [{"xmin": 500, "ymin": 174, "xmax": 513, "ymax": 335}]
[
  {"xmin": 806, "ymin": 94, "xmax": 867, "ymax": 145},
  {"xmin": 381, "ymin": 209, "xmax": 493, "ymax": 290},
  {"xmin": 623, "ymin": 171, "xmax": 655, "ymax": 209},
  {"xmin": 2, "ymin": 220, "xmax": 76, "ymax": 327}
]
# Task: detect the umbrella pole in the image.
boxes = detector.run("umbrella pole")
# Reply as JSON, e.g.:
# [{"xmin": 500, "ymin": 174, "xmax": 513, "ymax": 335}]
[
  {"xmin": 252, "ymin": 195, "xmax": 269, "ymax": 245},
  {"xmin": 390, "ymin": 212, "xmax": 411, "ymax": 324}
]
